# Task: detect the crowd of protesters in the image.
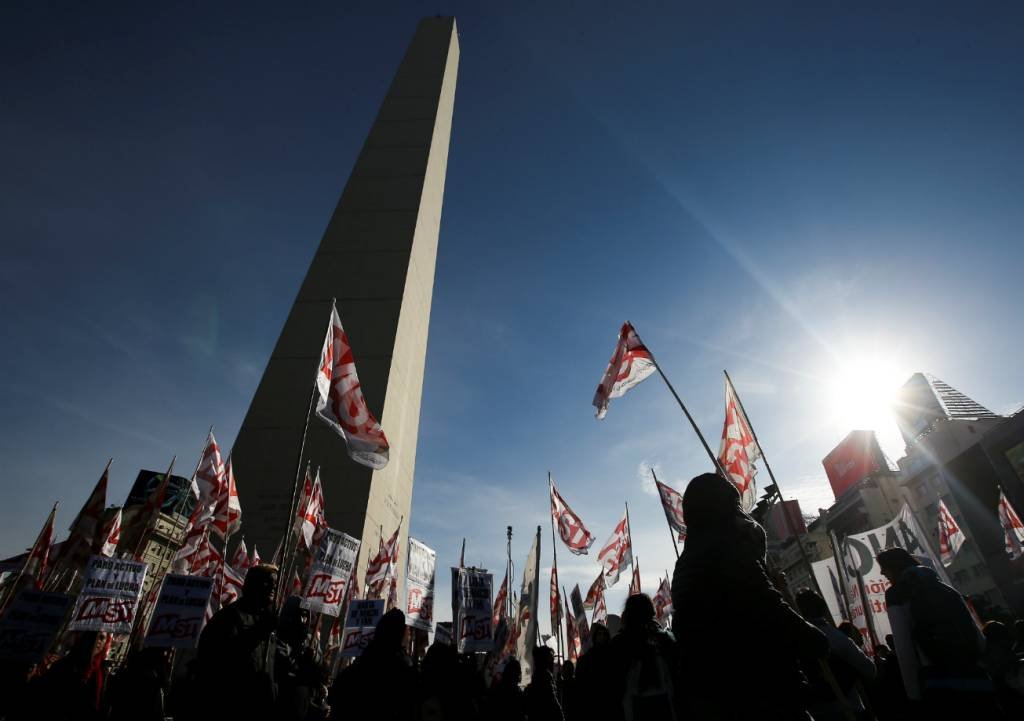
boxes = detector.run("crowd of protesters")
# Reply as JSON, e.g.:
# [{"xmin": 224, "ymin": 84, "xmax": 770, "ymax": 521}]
[{"xmin": 2, "ymin": 473, "xmax": 1023, "ymax": 720}]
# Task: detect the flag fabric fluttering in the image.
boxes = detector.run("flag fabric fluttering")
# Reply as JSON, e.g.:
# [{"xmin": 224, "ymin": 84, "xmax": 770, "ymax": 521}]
[
  {"xmin": 583, "ymin": 572, "xmax": 605, "ymax": 610},
  {"xmin": 24, "ymin": 503, "xmax": 58, "ymax": 588},
  {"xmin": 66, "ymin": 468, "xmax": 108, "ymax": 553},
  {"xmin": 592, "ymin": 322, "xmax": 657, "ymax": 420},
  {"xmin": 655, "ymin": 479, "xmax": 687, "ymax": 542},
  {"xmin": 629, "ymin": 560, "xmax": 641, "ymax": 596},
  {"xmin": 564, "ymin": 594, "xmax": 580, "ymax": 663},
  {"xmin": 220, "ymin": 563, "xmax": 245, "ymax": 606},
  {"xmin": 718, "ymin": 377, "xmax": 761, "ymax": 512},
  {"xmin": 212, "ymin": 456, "xmax": 242, "ymax": 538},
  {"xmin": 97, "ymin": 509, "xmax": 122, "ymax": 558},
  {"xmin": 231, "ymin": 539, "xmax": 250, "ymax": 574},
  {"xmin": 493, "ymin": 571, "xmax": 508, "ymax": 630},
  {"xmin": 250, "ymin": 546, "xmax": 261, "ymax": 567},
  {"xmin": 315, "ymin": 304, "xmax": 390, "ymax": 469},
  {"xmin": 998, "ymin": 490, "xmax": 1024, "ymax": 560},
  {"xmin": 653, "ymin": 577, "xmax": 673, "ymax": 625},
  {"xmin": 597, "ymin": 509, "xmax": 633, "ymax": 587},
  {"xmin": 366, "ymin": 525, "xmax": 401, "ymax": 599},
  {"xmin": 516, "ymin": 529, "xmax": 541, "ymax": 684},
  {"xmin": 549, "ymin": 478, "xmax": 596, "ymax": 555},
  {"xmin": 592, "ymin": 585, "xmax": 608, "ymax": 626},
  {"xmin": 549, "ymin": 566, "xmax": 561, "ymax": 640},
  {"xmin": 192, "ymin": 433, "xmax": 228, "ymax": 531},
  {"xmin": 937, "ymin": 499, "xmax": 966, "ymax": 566},
  {"xmin": 297, "ymin": 469, "xmax": 326, "ymax": 550}
]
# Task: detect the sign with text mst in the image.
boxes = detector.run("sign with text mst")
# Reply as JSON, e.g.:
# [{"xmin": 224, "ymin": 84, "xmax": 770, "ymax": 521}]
[
  {"xmin": 302, "ymin": 528, "xmax": 360, "ymax": 617},
  {"xmin": 145, "ymin": 574, "xmax": 214, "ymax": 648},
  {"xmin": 69, "ymin": 556, "xmax": 148, "ymax": 634},
  {"xmin": 340, "ymin": 599, "xmax": 384, "ymax": 658},
  {"xmin": 454, "ymin": 568, "xmax": 493, "ymax": 653},
  {"xmin": 405, "ymin": 538, "xmax": 436, "ymax": 632},
  {"xmin": 0, "ymin": 590, "xmax": 72, "ymax": 663}
]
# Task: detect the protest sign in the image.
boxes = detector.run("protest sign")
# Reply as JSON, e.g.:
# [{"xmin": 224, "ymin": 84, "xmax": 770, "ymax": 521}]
[
  {"xmin": 453, "ymin": 567, "xmax": 493, "ymax": 653},
  {"xmin": 340, "ymin": 598, "xmax": 384, "ymax": 658},
  {"xmin": 0, "ymin": 590, "xmax": 72, "ymax": 663},
  {"xmin": 810, "ymin": 557, "xmax": 845, "ymax": 624},
  {"xmin": 69, "ymin": 556, "xmax": 148, "ymax": 634},
  {"xmin": 301, "ymin": 528, "xmax": 360, "ymax": 617},
  {"xmin": 434, "ymin": 621, "xmax": 452, "ymax": 646},
  {"xmin": 144, "ymin": 574, "xmax": 214, "ymax": 648},
  {"xmin": 405, "ymin": 538, "xmax": 436, "ymax": 632}
]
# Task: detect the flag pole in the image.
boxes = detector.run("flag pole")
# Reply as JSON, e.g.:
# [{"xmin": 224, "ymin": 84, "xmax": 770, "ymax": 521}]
[
  {"xmin": 723, "ymin": 370, "xmax": 822, "ymax": 597},
  {"xmin": 506, "ymin": 525, "xmax": 514, "ymax": 621},
  {"xmin": 624, "ymin": 501, "xmax": 634, "ymax": 570},
  {"xmin": 0, "ymin": 502, "xmax": 58, "ymax": 614},
  {"xmin": 649, "ymin": 468, "xmax": 680, "ymax": 559},
  {"xmin": 547, "ymin": 473, "xmax": 564, "ymax": 664},
  {"xmin": 632, "ymin": 325, "xmax": 727, "ymax": 477}
]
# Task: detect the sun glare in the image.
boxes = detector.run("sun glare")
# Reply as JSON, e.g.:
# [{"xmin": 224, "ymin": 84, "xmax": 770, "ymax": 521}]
[{"xmin": 825, "ymin": 356, "xmax": 907, "ymax": 437}]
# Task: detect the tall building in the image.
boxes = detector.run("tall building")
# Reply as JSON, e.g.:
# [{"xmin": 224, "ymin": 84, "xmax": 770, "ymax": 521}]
[
  {"xmin": 232, "ymin": 18, "xmax": 460, "ymax": 596},
  {"xmin": 894, "ymin": 373, "xmax": 998, "ymax": 450}
]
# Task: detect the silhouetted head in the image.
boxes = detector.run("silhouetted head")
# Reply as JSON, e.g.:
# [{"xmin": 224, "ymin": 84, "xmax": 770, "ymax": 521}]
[
  {"xmin": 682, "ymin": 473, "xmax": 741, "ymax": 535},
  {"xmin": 374, "ymin": 608, "xmax": 407, "ymax": 650},
  {"xmin": 278, "ymin": 595, "xmax": 309, "ymax": 645},
  {"xmin": 560, "ymin": 660, "xmax": 575, "ymax": 681},
  {"xmin": 838, "ymin": 620, "xmax": 863, "ymax": 648},
  {"xmin": 243, "ymin": 564, "xmax": 278, "ymax": 610},
  {"xmin": 794, "ymin": 589, "xmax": 831, "ymax": 621},
  {"xmin": 590, "ymin": 622, "xmax": 611, "ymax": 646},
  {"xmin": 885, "ymin": 633, "xmax": 896, "ymax": 652},
  {"xmin": 873, "ymin": 644, "xmax": 890, "ymax": 660},
  {"xmin": 876, "ymin": 547, "xmax": 919, "ymax": 584},
  {"xmin": 621, "ymin": 593, "xmax": 656, "ymax": 630},
  {"xmin": 983, "ymin": 620, "xmax": 1011, "ymax": 650},
  {"xmin": 532, "ymin": 645, "xmax": 554, "ymax": 674},
  {"xmin": 501, "ymin": 658, "xmax": 522, "ymax": 687}
]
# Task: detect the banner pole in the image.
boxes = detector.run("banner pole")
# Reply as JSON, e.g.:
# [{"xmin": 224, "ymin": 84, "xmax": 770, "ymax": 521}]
[
  {"xmin": 547, "ymin": 473, "xmax": 564, "ymax": 664},
  {"xmin": 649, "ymin": 468, "xmax": 680, "ymax": 559}
]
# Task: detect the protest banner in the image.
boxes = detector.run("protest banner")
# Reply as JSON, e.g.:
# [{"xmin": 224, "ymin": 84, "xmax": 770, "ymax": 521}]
[
  {"xmin": 453, "ymin": 567, "xmax": 493, "ymax": 653},
  {"xmin": 810, "ymin": 557, "xmax": 845, "ymax": 624},
  {"xmin": 301, "ymin": 528, "xmax": 360, "ymax": 617},
  {"xmin": 434, "ymin": 621, "xmax": 453, "ymax": 646},
  {"xmin": 340, "ymin": 598, "xmax": 384, "ymax": 658},
  {"xmin": 68, "ymin": 556, "xmax": 148, "ymax": 634},
  {"xmin": 144, "ymin": 574, "xmax": 214, "ymax": 648},
  {"xmin": 0, "ymin": 590, "xmax": 72, "ymax": 663},
  {"xmin": 405, "ymin": 537, "xmax": 436, "ymax": 632}
]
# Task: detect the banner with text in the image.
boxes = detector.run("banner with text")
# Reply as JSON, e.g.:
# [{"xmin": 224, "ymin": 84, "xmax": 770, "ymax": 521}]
[
  {"xmin": 302, "ymin": 528, "xmax": 361, "ymax": 617},
  {"xmin": 405, "ymin": 538, "xmax": 436, "ymax": 632},
  {"xmin": 144, "ymin": 574, "xmax": 214, "ymax": 648},
  {"xmin": 810, "ymin": 557, "xmax": 845, "ymax": 625},
  {"xmin": 0, "ymin": 590, "xmax": 72, "ymax": 663},
  {"xmin": 69, "ymin": 556, "xmax": 148, "ymax": 634},
  {"xmin": 454, "ymin": 568, "xmax": 493, "ymax": 653},
  {"xmin": 340, "ymin": 598, "xmax": 384, "ymax": 658}
]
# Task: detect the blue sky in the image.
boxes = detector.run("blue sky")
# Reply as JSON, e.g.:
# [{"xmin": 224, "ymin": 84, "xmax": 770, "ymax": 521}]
[{"xmin": 3, "ymin": 2, "xmax": 1023, "ymax": 626}]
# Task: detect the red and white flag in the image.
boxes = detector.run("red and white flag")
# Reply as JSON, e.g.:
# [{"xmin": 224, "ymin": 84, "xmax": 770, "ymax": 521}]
[
  {"xmin": 327, "ymin": 616, "xmax": 342, "ymax": 656},
  {"xmin": 220, "ymin": 563, "xmax": 245, "ymax": 606},
  {"xmin": 291, "ymin": 572, "xmax": 302, "ymax": 596},
  {"xmin": 655, "ymin": 479, "xmax": 687, "ymax": 542},
  {"xmin": 212, "ymin": 456, "xmax": 241, "ymax": 538},
  {"xmin": 592, "ymin": 586, "xmax": 608, "ymax": 626},
  {"xmin": 592, "ymin": 322, "xmax": 657, "ymax": 420},
  {"xmin": 24, "ymin": 503, "xmax": 58, "ymax": 588},
  {"xmin": 194, "ymin": 531, "xmax": 223, "ymax": 576},
  {"xmin": 549, "ymin": 566, "xmax": 561, "ymax": 637},
  {"xmin": 250, "ymin": 546, "xmax": 261, "ymax": 567},
  {"xmin": 97, "ymin": 509, "xmax": 121, "ymax": 558},
  {"xmin": 493, "ymin": 571, "xmax": 509, "ymax": 629},
  {"xmin": 718, "ymin": 376, "xmax": 761, "ymax": 512},
  {"xmin": 192, "ymin": 432, "xmax": 228, "ymax": 530},
  {"xmin": 653, "ymin": 577, "xmax": 673, "ymax": 624},
  {"xmin": 297, "ymin": 469, "xmax": 326, "ymax": 550},
  {"xmin": 67, "ymin": 468, "xmax": 108, "ymax": 553},
  {"xmin": 549, "ymin": 478, "xmax": 596, "ymax": 555},
  {"xmin": 315, "ymin": 304, "xmax": 390, "ymax": 469},
  {"xmin": 937, "ymin": 499, "xmax": 966, "ymax": 566},
  {"xmin": 998, "ymin": 490, "xmax": 1024, "ymax": 560},
  {"xmin": 564, "ymin": 595, "xmax": 580, "ymax": 663},
  {"xmin": 629, "ymin": 559, "xmax": 641, "ymax": 596},
  {"xmin": 366, "ymin": 525, "xmax": 401, "ymax": 598},
  {"xmin": 583, "ymin": 572, "xmax": 605, "ymax": 610},
  {"xmin": 231, "ymin": 539, "xmax": 250, "ymax": 573},
  {"xmin": 597, "ymin": 508, "xmax": 632, "ymax": 586}
]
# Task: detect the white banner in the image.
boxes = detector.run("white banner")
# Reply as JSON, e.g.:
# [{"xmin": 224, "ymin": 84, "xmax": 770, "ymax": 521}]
[
  {"xmin": 302, "ymin": 528, "xmax": 361, "ymax": 617},
  {"xmin": 405, "ymin": 538, "xmax": 436, "ymax": 632},
  {"xmin": 0, "ymin": 590, "xmax": 72, "ymax": 663},
  {"xmin": 810, "ymin": 557, "xmax": 844, "ymax": 625},
  {"xmin": 340, "ymin": 598, "xmax": 384, "ymax": 658},
  {"xmin": 144, "ymin": 574, "xmax": 214, "ymax": 648},
  {"xmin": 454, "ymin": 568, "xmax": 493, "ymax": 653},
  {"xmin": 68, "ymin": 556, "xmax": 148, "ymax": 634}
]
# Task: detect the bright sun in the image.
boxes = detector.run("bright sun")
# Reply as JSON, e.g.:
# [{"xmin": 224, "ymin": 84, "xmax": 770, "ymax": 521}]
[{"xmin": 825, "ymin": 356, "xmax": 908, "ymax": 437}]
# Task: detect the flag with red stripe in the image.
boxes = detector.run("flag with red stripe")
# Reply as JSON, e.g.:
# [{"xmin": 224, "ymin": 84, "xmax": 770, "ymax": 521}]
[
  {"xmin": 655, "ymin": 479, "xmax": 687, "ymax": 542},
  {"xmin": 937, "ymin": 499, "xmax": 966, "ymax": 566},
  {"xmin": 999, "ymin": 490, "xmax": 1024, "ymax": 560},
  {"xmin": 718, "ymin": 376, "xmax": 761, "ymax": 512},
  {"xmin": 597, "ymin": 508, "xmax": 632, "ymax": 587},
  {"xmin": 549, "ymin": 478, "xmax": 595, "ymax": 555},
  {"xmin": 592, "ymin": 322, "xmax": 657, "ymax": 420}
]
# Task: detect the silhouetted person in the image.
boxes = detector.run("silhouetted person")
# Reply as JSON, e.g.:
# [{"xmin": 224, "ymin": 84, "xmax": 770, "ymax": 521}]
[
  {"xmin": 275, "ymin": 596, "xmax": 326, "ymax": 720},
  {"xmin": 981, "ymin": 621, "xmax": 1024, "ymax": 715},
  {"xmin": 525, "ymin": 645, "xmax": 564, "ymax": 721},
  {"xmin": 106, "ymin": 647, "xmax": 170, "ymax": 721},
  {"xmin": 331, "ymin": 608, "xmax": 417, "ymax": 721},
  {"xmin": 11, "ymin": 631, "xmax": 105, "ymax": 721},
  {"xmin": 612, "ymin": 593, "xmax": 679, "ymax": 721},
  {"xmin": 672, "ymin": 473, "xmax": 828, "ymax": 721},
  {"xmin": 196, "ymin": 563, "xmax": 280, "ymax": 721},
  {"xmin": 557, "ymin": 659, "xmax": 576, "ymax": 720},
  {"xmin": 838, "ymin": 620, "xmax": 866, "ymax": 650},
  {"xmin": 575, "ymin": 622, "xmax": 615, "ymax": 720},
  {"xmin": 419, "ymin": 640, "xmax": 478, "ymax": 720},
  {"xmin": 486, "ymin": 657, "xmax": 526, "ymax": 721},
  {"xmin": 878, "ymin": 547, "xmax": 999, "ymax": 718},
  {"xmin": 794, "ymin": 589, "xmax": 874, "ymax": 721}
]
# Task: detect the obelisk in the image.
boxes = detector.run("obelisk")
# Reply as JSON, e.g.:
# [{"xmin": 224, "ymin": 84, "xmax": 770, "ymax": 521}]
[{"xmin": 232, "ymin": 17, "xmax": 459, "ymax": 596}]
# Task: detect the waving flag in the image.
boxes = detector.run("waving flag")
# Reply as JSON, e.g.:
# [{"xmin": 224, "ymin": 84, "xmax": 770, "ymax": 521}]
[
  {"xmin": 592, "ymin": 585, "xmax": 608, "ymax": 625},
  {"xmin": 212, "ymin": 457, "xmax": 241, "ymax": 538},
  {"xmin": 315, "ymin": 304, "xmax": 390, "ymax": 469},
  {"xmin": 98, "ymin": 509, "xmax": 122, "ymax": 558},
  {"xmin": 193, "ymin": 432, "xmax": 228, "ymax": 529},
  {"xmin": 598, "ymin": 508, "xmax": 632, "ymax": 586},
  {"xmin": 549, "ymin": 566, "xmax": 561, "ymax": 638},
  {"xmin": 298, "ymin": 469, "xmax": 326, "ymax": 550},
  {"xmin": 653, "ymin": 577, "xmax": 673, "ymax": 624},
  {"xmin": 231, "ymin": 539, "xmax": 250, "ymax": 573},
  {"xmin": 250, "ymin": 546, "xmax": 261, "ymax": 567},
  {"xmin": 718, "ymin": 376, "xmax": 761, "ymax": 512},
  {"xmin": 549, "ymin": 477, "xmax": 596, "ymax": 555},
  {"xmin": 998, "ymin": 490, "xmax": 1024, "ymax": 560},
  {"xmin": 493, "ymin": 571, "xmax": 509, "ymax": 630},
  {"xmin": 592, "ymin": 322, "xmax": 657, "ymax": 420},
  {"xmin": 564, "ymin": 594, "xmax": 580, "ymax": 662},
  {"xmin": 67, "ymin": 467, "xmax": 108, "ymax": 553},
  {"xmin": 655, "ymin": 479, "xmax": 687, "ymax": 542},
  {"xmin": 583, "ymin": 572, "xmax": 605, "ymax": 610},
  {"xmin": 629, "ymin": 559, "xmax": 641, "ymax": 596},
  {"xmin": 937, "ymin": 499, "xmax": 966, "ymax": 566},
  {"xmin": 220, "ymin": 563, "xmax": 245, "ymax": 606},
  {"xmin": 366, "ymin": 524, "xmax": 401, "ymax": 598},
  {"xmin": 24, "ymin": 503, "xmax": 58, "ymax": 588},
  {"xmin": 516, "ymin": 528, "xmax": 541, "ymax": 684}
]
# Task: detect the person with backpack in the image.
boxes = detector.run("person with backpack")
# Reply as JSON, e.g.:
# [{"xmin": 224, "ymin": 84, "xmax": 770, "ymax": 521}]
[
  {"xmin": 611, "ymin": 593, "xmax": 679, "ymax": 721},
  {"xmin": 877, "ymin": 547, "xmax": 1001, "ymax": 718},
  {"xmin": 794, "ymin": 589, "xmax": 875, "ymax": 721}
]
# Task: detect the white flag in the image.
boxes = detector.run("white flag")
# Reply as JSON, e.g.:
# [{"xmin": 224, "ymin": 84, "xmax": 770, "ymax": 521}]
[{"xmin": 937, "ymin": 499, "xmax": 966, "ymax": 566}]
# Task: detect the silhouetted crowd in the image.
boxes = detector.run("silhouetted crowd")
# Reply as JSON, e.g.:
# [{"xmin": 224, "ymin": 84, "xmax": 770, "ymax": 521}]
[{"xmin": 2, "ymin": 474, "xmax": 1023, "ymax": 720}]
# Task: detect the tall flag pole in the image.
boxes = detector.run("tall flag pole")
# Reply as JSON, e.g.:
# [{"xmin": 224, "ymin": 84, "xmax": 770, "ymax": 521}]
[
  {"xmin": 598, "ymin": 505, "xmax": 633, "ymax": 587},
  {"xmin": 722, "ymin": 370, "xmax": 822, "ymax": 596},
  {"xmin": 547, "ymin": 473, "xmax": 564, "ymax": 662},
  {"xmin": 998, "ymin": 489, "xmax": 1024, "ymax": 559},
  {"xmin": 549, "ymin": 474, "xmax": 596, "ymax": 554},
  {"xmin": 3, "ymin": 502, "xmax": 59, "ymax": 610},
  {"xmin": 651, "ymin": 468, "xmax": 684, "ymax": 559},
  {"xmin": 516, "ymin": 526, "xmax": 541, "ymax": 683},
  {"xmin": 629, "ymin": 556, "xmax": 641, "ymax": 596},
  {"xmin": 506, "ymin": 525, "xmax": 514, "ymax": 621},
  {"xmin": 593, "ymin": 322, "xmax": 726, "ymax": 476}
]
